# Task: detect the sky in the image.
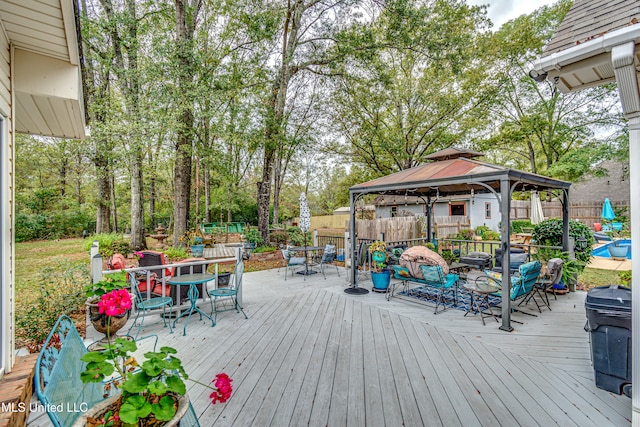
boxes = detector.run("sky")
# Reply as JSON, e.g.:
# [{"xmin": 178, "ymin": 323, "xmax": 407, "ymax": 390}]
[{"xmin": 467, "ymin": 0, "xmax": 559, "ymax": 29}]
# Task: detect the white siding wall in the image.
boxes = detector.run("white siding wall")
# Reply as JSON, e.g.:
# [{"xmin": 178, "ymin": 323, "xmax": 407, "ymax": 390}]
[
  {"xmin": 469, "ymin": 194, "xmax": 501, "ymax": 231},
  {"xmin": 0, "ymin": 28, "xmax": 13, "ymax": 376}
]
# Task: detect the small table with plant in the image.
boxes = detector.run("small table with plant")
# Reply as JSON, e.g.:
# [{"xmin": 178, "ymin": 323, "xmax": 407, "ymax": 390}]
[{"xmin": 168, "ymin": 273, "xmax": 216, "ymax": 335}]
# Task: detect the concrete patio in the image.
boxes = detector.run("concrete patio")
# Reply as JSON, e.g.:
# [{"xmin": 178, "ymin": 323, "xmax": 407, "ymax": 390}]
[{"xmin": 29, "ymin": 265, "xmax": 631, "ymax": 426}]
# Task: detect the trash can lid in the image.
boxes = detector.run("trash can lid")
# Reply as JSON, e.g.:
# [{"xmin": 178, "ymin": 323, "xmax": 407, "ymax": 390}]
[{"xmin": 585, "ymin": 285, "xmax": 631, "ymax": 312}]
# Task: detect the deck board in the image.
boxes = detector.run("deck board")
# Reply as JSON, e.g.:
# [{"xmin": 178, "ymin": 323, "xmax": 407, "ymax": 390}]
[{"xmin": 28, "ymin": 266, "xmax": 632, "ymax": 427}]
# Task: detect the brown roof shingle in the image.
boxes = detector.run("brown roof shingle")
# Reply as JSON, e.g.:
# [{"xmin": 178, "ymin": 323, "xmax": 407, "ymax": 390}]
[{"xmin": 542, "ymin": 0, "xmax": 639, "ymax": 57}]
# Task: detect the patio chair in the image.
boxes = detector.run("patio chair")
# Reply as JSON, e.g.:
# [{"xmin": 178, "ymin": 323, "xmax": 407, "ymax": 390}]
[
  {"xmin": 418, "ymin": 264, "xmax": 459, "ymax": 314},
  {"xmin": 526, "ymin": 257, "xmax": 564, "ymax": 309},
  {"xmin": 487, "ymin": 260, "xmax": 542, "ymax": 322},
  {"xmin": 170, "ymin": 258, "xmax": 207, "ymax": 305},
  {"xmin": 208, "ymin": 261, "xmax": 248, "ymax": 323},
  {"xmin": 282, "ymin": 248, "xmax": 306, "ymax": 280},
  {"xmin": 128, "ymin": 275, "xmax": 174, "ymax": 339},
  {"xmin": 319, "ymin": 244, "xmax": 340, "ymax": 279},
  {"xmin": 136, "ymin": 250, "xmax": 173, "ymax": 299},
  {"xmin": 493, "ymin": 248, "xmax": 529, "ymax": 274}
]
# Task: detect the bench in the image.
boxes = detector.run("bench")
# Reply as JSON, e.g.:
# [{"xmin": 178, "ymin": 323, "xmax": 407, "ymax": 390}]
[
  {"xmin": 389, "ymin": 265, "xmax": 459, "ymax": 314},
  {"xmin": 35, "ymin": 315, "xmax": 200, "ymax": 427}
]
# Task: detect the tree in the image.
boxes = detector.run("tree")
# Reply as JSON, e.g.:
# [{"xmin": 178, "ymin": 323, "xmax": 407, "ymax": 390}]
[
  {"xmin": 172, "ymin": 0, "xmax": 202, "ymax": 246},
  {"xmin": 476, "ymin": 0, "xmax": 624, "ymax": 177},
  {"xmin": 330, "ymin": 0, "xmax": 496, "ymax": 175}
]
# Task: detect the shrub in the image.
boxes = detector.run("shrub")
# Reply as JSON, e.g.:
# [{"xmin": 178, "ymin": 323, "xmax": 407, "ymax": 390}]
[
  {"xmin": 454, "ymin": 229, "xmax": 473, "ymax": 240},
  {"xmin": 286, "ymin": 226, "xmax": 306, "ymax": 246},
  {"xmin": 244, "ymin": 228, "xmax": 263, "ymax": 246},
  {"xmin": 253, "ymin": 245, "xmax": 277, "ymax": 253},
  {"xmin": 511, "ymin": 220, "xmax": 533, "ymax": 234},
  {"xmin": 163, "ymin": 246, "xmax": 189, "ymax": 261},
  {"xmin": 269, "ymin": 230, "xmax": 289, "ymax": 247},
  {"xmin": 475, "ymin": 226, "xmax": 491, "ymax": 237},
  {"xmin": 83, "ymin": 233, "xmax": 131, "ymax": 258},
  {"xmin": 15, "ymin": 261, "xmax": 89, "ymax": 346},
  {"xmin": 532, "ymin": 219, "xmax": 594, "ymax": 267}
]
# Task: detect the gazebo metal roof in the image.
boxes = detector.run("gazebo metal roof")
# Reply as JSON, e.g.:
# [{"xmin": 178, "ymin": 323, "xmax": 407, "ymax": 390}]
[{"xmin": 346, "ymin": 151, "xmax": 572, "ymax": 332}]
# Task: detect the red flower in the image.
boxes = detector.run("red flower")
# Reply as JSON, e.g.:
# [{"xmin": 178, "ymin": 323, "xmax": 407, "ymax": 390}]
[
  {"xmin": 98, "ymin": 289, "xmax": 132, "ymax": 317},
  {"xmin": 210, "ymin": 373, "xmax": 233, "ymax": 404}
]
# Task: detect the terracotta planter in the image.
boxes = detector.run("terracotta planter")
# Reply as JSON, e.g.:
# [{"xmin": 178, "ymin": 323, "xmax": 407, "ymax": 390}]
[{"xmin": 72, "ymin": 393, "xmax": 190, "ymax": 427}]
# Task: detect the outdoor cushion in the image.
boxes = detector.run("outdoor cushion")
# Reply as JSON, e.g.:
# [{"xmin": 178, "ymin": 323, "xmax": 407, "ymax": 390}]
[{"xmin": 400, "ymin": 245, "xmax": 449, "ymax": 278}]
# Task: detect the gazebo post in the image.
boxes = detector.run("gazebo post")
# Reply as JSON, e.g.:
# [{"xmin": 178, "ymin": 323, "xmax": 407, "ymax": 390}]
[
  {"xmin": 350, "ymin": 191, "xmax": 357, "ymax": 286},
  {"xmin": 562, "ymin": 189, "xmax": 570, "ymax": 252},
  {"xmin": 499, "ymin": 178, "xmax": 513, "ymax": 332}
]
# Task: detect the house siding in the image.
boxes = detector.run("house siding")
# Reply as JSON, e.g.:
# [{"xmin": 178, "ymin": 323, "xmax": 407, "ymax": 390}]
[{"xmin": 0, "ymin": 27, "xmax": 13, "ymax": 375}]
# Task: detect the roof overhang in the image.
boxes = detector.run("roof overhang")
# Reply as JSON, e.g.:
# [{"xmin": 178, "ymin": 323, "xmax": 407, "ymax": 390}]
[
  {"xmin": 0, "ymin": 0, "xmax": 86, "ymax": 139},
  {"xmin": 531, "ymin": 23, "xmax": 640, "ymax": 93}
]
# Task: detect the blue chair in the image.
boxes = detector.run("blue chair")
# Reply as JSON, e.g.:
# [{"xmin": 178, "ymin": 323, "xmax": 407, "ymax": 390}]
[
  {"xmin": 128, "ymin": 275, "xmax": 174, "ymax": 339},
  {"xmin": 418, "ymin": 265, "xmax": 459, "ymax": 314},
  {"xmin": 488, "ymin": 260, "xmax": 542, "ymax": 322},
  {"xmin": 282, "ymin": 248, "xmax": 306, "ymax": 280},
  {"xmin": 208, "ymin": 262, "xmax": 248, "ymax": 322}
]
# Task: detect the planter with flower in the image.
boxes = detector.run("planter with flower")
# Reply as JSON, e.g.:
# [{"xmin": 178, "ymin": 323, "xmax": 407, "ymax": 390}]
[
  {"xmin": 181, "ymin": 229, "xmax": 205, "ymax": 257},
  {"xmin": 85, "ymin": 272, "xmax": 133, "ymax": 347},
  {"xmin": 76, "ymin": 289, "xmax": 232, "ymax": 427},
  {"xmin": 368, "ymin": 241, "xmax": 390, "ymax": 291}
]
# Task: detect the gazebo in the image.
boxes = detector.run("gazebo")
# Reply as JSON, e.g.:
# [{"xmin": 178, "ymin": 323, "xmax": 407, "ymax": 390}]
[{"xmin": 348, "ymin": 148, "xmax": 572, "ymax": 332}]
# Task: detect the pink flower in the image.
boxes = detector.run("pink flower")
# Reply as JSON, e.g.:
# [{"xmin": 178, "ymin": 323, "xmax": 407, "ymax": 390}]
[
  {"xmin": 98, "ymin": 289, "xmax": 133, "ymax": 317},
  {"xmin": 210, "ymin": 373, "xmax": 233, "ymax": 404},
  {"xmin": 136, "ymin": 251, "xmax": 144, "ymax": 259}
]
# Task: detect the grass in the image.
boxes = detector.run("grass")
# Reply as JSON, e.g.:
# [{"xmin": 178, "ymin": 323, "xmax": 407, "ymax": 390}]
[{"xmin": 578, "ymin": 266, "xmax": 629, "ymax": 290}]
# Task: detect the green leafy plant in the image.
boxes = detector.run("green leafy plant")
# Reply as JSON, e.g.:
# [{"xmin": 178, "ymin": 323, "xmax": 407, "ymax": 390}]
[
  {"xmin": 85, "ymin": 271, "xmax": 129, "ymax": 301},
  {"xmin": 619, "ymin": 270, "xmax": 632, "ymax": 287},
  {"xmin": 286, "ymin": 226, "xmax": 308, "ymax": 246},
  {"xmin": 269, "ymin": 230, "xmax": 289, "ymax": 246},
  {"xmin": 532, "ymin": 219, "xmax": 594, "ymax": 268},
  {"xmin": 179, "ymin": 229, "xmax": 202, "ymax": 246},
  {"xmin": 162, "ymin": 246, "xmax": 189, "ymax": 261},
  {"xmin": 440, "ymin": 249, "xmax": 458, "ymax": 265},
  {"xmin": 244, "ymin": 228, "xmax": 263, "ymax": 246},
  {"xmin": 81, "ymin": 290, "xmax": 233, "ymax": 425},
  {"xmin": 454, "ymin": 229, "xmax": 473, "ymax": 240},
  {"xmin": 368, "ymin": 241, "xmax": 387, "ymax": 254},
  {"xmin": 475, "ymin": 226, "xmax": 491, "ymax": 237},
  {"xmin": 83, "ymin": 233, "xmax": 131, "ymax": 258},
  {"xmin": 511, "ymin": 220, "xmax": 533, "ymax": 234},
  {"xmin": 253, "ymin": 245, "xmax": 277, "ymax": 253}
]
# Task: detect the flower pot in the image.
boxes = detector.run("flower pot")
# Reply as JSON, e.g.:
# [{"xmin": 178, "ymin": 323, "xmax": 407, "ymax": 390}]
[
  {"xmin": 72, "ymin": 393, "xmax": 190, "ymax": 427},
  {"xmin": 217, "ymin": 272, "xmax": 231, "ymax": 287},
  {"xmin": 371, "ymin": 270, "xmax": 391, "ymax": 291},
  {"xmin": 608, "ymin": 243, "xmax": 629, "ymax": 260},
  {"xmin": 191, "ymin": 244, "xmax": 205, "ymax": 257},
  {"xmin": 86, "ymin": 300, "xmax": 130, "ymax": 336}
]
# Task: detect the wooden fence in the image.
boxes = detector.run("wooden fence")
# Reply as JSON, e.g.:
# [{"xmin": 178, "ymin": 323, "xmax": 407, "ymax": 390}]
[
  {"xmin": 310, "ymin": 214, "xmax": 349, "ymax": 230},
  {"xmin": 511, "ymin": 200, "xmax": 628, "ymax": 228},
  {"xmin": 354, "ymin": 217, "xmax": 421, "ymax": 241}
]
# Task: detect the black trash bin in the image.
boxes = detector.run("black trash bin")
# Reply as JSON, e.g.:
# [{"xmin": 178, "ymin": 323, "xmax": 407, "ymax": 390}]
[{"xmin": 584, "ymin": 285, "xmax": 632, "ymax": 396}]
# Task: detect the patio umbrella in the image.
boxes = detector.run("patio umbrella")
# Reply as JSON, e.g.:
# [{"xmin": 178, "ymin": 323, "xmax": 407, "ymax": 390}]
[
  {"xmin": 530, "ymin": 191, "xmax": 545, "ymax": 225},
  {"xmin": 299, "ymin": 192, "xmax": 310, "ymax": 233},
  {"xmin": 601, "ymin": 198, "xmax": 616, "ymax": 221}
]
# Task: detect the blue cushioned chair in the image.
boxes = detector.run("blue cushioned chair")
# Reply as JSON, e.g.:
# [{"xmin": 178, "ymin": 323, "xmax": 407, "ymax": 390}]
[{"xmin": 487, "ymin": 260, "xmax": 542, "ymax": 322}]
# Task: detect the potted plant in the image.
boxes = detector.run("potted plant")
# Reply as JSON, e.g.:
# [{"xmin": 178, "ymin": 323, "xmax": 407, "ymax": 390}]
[
  {"xmin": 76, "ymin": 289, "xmax": 233, "ymax": 426},
  {"xmin": 605, "ymin": 222, "xmax": 630, "ymax": 260},
  {"xmin": 181, "ymin": 229, "xmax": 205, "ymax": 257},
  {"xmin": 85, "ymin": 271, "xmax": 132, "ymax": 345},
  {"xmin": 368, "ymin": 242, "xmax": 390, "ymax": 291}
]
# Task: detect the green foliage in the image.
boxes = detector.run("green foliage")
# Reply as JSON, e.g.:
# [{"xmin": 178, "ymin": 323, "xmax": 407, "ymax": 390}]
[
  {"xmin": 83, "ymin": 233, "xmax": 131, "ymax": 258},
  {"xmin": 455, "ymin": 229, "xmax": 474, "ymax": 240},
  {"xmin": 511, "ymin": 220, "xmax": 532, "ymax": 234},
  {"xmin": 81, "ymin": 338, "xmax": 188, "ymax": 425},
  {"xmin": 244, "ymin": 228, "xmax": 263, "ymax": 246},
  {"xmin": 16, "ymin": 209, "xmax": 94, "ymax": 242},
  {"xmin": 286, "ymin": 226, "xmax": 308, "ymax": 246},
  {"xmin": 619, "ymin": 271, "xmax": 632, "ymax": 287},
  {"xmin": 162, "ymin": 247, "xmax": 189, "ymax": 261},
  {"xmin": 253, "ymin": 245, "xmax": 277, "ymax": 253},
  {"xmin": 85, "ymin": 271, "xmax": 129, "ymax": 300},
  {"xmin": 440, "ymin": 249, "xmax": 458, "ymax": 264},
  {"xmin": 532, "ymin": 219, "xmax": 594, "ymax": 267},
  {"xmin": 269, "ymin": 230, "xmax": 289, "ymax": 246},
  {"xmin": 424, "ymin": 242, "xmax": 436, "ymax": 250},
  {"xmin": 15, "ymin": 261, "xmax": 88, "ymax": 345}
]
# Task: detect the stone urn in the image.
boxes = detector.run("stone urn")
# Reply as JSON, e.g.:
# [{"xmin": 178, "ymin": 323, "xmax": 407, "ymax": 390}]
[{"xmin": 86, "ymin": 298, "xmax": 132, "ymax": 349}]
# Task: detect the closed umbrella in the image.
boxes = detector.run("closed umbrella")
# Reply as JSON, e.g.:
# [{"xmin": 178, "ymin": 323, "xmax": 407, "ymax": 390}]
[
  {"xmin": 530, "ymin": 191, "xmax": 545, "ymax": 225},
  {"xmin": 601, "ymin": 198, "xmax": 616, "ymax": 221},
  {"xmin": 298, "ymin": 193, "xmax": 314, "ymax": 276}
]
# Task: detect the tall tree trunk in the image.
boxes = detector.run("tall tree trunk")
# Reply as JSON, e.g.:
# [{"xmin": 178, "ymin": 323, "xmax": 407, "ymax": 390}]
[
  {"xmin": 172, "ymin": 0, "xmax": 201, "ymax": 246},
  {"xmin": 149, "ymin": 147, "xmax": 156, "ymax": 228},
  {"xmin": 110, "ymin": 174, "xmax": 118, "ymax": 232},
  {"xmin": 204, "ymin": 167, "xmax": 211, "ymax": 223},
  {"xmin": 95, "ymin": 155, "xmax": 111, "ymax": 233},
  {"xmin": 195, "ymin": 158, "xmax": 200, "ymax": 226}
]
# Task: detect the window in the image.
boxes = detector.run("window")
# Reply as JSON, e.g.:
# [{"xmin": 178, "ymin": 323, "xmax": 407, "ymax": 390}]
[
  {"xmin": 449, "ymin": 202, "xmax": 466, "ymax": 216},
  {"xmin": 485, "ymin": 202, "xmax": 492, "ymax": 219},
  {"xmin": 390, "ymin": 206, "xmax": 398, "ymax": 217}
]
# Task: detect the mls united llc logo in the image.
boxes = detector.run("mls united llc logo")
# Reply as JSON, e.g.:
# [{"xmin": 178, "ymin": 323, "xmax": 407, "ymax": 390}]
[{"xmin": 1, "ymin": 401, "xmax": 88, "ymax": 413}]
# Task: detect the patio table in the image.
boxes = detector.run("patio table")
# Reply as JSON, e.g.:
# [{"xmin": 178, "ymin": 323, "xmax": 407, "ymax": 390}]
[
  {"xmin": 168, "ymin": 273, "xmax": 215, "ymax": 335},
  {"xmin": 289, "ymin": 246, "xmax": 324, "ymax": 275},
  {"xmin": 463, "ymin": 276, "xmax": 500, "ymax": 325}
]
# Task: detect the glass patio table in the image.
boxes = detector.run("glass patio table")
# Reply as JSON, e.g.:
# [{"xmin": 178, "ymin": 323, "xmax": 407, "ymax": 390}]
[
  {"xmin": 168, "ymin": 273, "xmax": 215, "ymax": 335},
  {"xmin": 463, "ymin": 276, "xmax": 501, "ymax": 325}
]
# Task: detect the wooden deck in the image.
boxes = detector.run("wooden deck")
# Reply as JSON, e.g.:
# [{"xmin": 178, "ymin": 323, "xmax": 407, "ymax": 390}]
[{"xmin": 29, "ymin": 267, "xmax": 631, "ymax": 426}]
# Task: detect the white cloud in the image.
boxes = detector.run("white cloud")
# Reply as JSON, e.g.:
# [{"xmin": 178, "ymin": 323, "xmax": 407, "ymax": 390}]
[{"xmin": 468, "ymin": 0, "xmax": 558, "ymax": 30}]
